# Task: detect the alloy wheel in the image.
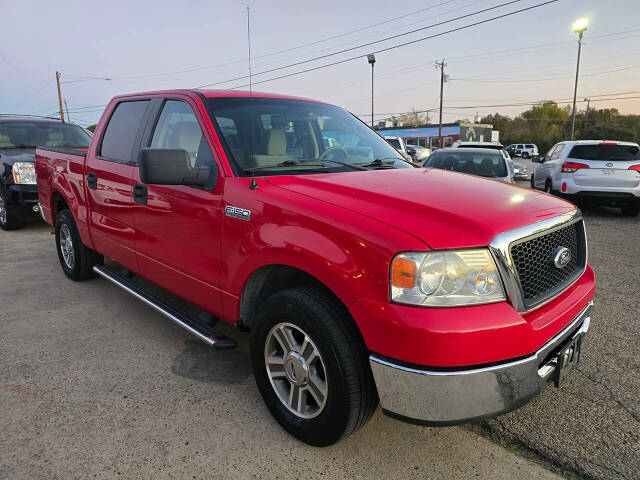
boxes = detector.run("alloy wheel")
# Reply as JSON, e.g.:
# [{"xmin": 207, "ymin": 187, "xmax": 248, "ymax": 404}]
[
  {"xmin": 59, "ymin": 223, "xmax": 75, "ymax": 269},
  {"xmin": 264, "ymin": 322, "xmax": 328, "ymax": 419}
]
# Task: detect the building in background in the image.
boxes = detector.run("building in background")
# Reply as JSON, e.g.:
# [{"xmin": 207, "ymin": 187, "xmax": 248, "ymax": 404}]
[{"xmin": 376, "ymin": 122, "xmax": 499, "ymax": 149}]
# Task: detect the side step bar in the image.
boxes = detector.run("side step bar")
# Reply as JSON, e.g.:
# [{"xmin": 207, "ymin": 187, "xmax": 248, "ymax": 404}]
[{"xmin": 93, "ymin": 265, "xmax": 237, "ymax": 350}]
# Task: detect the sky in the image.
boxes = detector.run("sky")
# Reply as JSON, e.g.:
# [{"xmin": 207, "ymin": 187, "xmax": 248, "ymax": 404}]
[{"xmin": 1, "ymin": 0, "xmax": 639, "ymax": 128}]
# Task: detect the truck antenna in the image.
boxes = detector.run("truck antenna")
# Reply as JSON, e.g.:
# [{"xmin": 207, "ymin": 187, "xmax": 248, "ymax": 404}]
[{"xmin": 247, "ymin": 6, "xmax": 258, "ymax": 190}]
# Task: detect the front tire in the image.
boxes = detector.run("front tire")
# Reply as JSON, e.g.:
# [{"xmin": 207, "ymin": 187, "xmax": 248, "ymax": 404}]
[
  {"xmin": 55, "ymin": 209, "xmax": 103, "ymax": 281},
  {"xmin": 251, "ymin": 286, "xmax": 378, "ymax": 446},
  {"xmin": 0, "ymin": 188, "xmax": 25, "ymax": 231}
]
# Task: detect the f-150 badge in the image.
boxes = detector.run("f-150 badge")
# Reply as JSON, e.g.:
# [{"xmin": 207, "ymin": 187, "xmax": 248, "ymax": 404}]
[{"xmin": 225, "ymin": 205, "xmax": 251, "ymax": 221}]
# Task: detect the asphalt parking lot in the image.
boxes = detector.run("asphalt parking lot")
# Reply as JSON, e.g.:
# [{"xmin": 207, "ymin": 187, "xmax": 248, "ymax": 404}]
[{"xmin": 0, "ymin": 202, "xmax": 638, "ymax": 480}]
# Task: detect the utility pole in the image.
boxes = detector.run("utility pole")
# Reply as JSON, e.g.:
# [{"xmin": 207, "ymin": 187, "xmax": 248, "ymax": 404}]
[
  {"xmin": 583, "ymin": 97, "xmax": 591, "ymax": 130},
  {"xmin": 56, "ymin": 71, "xmax": 65, "ymax": 122},
  {"xmin": 436, "ymin": 60, "xmax": 446, "ymax": 149},
  {"xmin": 570, "ymin": 18, "xmax": 588, "ymax": 140},
  {"xmin": 367, "ymin": 54, "xmax": 376, "ymax": 128}
]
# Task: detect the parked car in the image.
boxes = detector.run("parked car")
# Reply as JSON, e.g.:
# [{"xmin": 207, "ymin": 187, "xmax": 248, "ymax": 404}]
[
  {"xmin": 424, "ymin": 147, "xmax": 514, "ymax": 183},
  {"xmin": 512, "ymin": 161, "xmax": 530, "ymax": 181},
  {"xmin": 531, "ymin": 140, "xmax": 640, "ymax": 216},
  {"xmin": 452, "ymin": 140, "xmax": 504, "ymax": 150},
  {"xmin": 406, "ymin": 144, "xmax": 431, "ymax": 162},
  {"xmin": 0, "ymin": 115, "xmax": 91, "ymax": 230},
  {"xmin": 382, "ymin": 135, "xmax": 412, "ymax": 161},
  {"xmin": 507, "ymin": 143, "xmax": 538, "ymax": 159},
  {"xmin": 36, "ymin": 89, "xmax": 595, "ymax": 446}
]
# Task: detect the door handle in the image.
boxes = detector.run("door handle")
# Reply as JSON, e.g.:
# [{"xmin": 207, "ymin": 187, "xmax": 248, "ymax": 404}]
[
  {"xmin": 87, "ymin": 172, "xmax": 98, "ymax": 189},
  {"xmin": 133, "ymin": 183, "xmax": 148, "ymax": 205}
]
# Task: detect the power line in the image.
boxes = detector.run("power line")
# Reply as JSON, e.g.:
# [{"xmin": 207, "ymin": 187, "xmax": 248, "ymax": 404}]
[
  {"xmin": 195, "ymin": 0, "xmax": 537, "ymax": 88},
  {"xmin": 0, "ymin": 79, "xmax": 55, "ymax": 111},
  {"xmin": 222, "ymin": 0, "xmax": 558, "ymax": 90}
]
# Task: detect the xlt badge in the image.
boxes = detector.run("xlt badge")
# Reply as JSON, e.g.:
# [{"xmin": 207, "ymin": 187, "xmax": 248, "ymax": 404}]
[{"xmin": 225, "ymin": 205, "xmax": 251, "ymax": 221}]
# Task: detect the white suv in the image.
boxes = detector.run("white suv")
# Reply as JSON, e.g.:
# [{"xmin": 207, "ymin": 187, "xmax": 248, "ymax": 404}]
[
  {"xmin": 531, "ymin": 140, "xmax": 640, "ymax": 216},
  {"xmin": 507, "ymin": 143, "xmax": 538, "ymax": 158}
]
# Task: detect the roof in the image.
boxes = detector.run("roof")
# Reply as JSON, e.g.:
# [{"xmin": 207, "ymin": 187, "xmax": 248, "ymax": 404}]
[
  {"xmin": 0, "ymin": 115, "xmax": 64, "ymax": 124},
  {"xmin": 454, "ymin": 141, "xmax": 503, "ymax": 147},
  {"xmin": 557, "ymin": 140, "xmax": 639, "ymax": 146},
  {"xmin": 432, "ymin": 147, "xmax": 505, "ymax": 155},
  {"xmin": 113, "ymin": 89, "xmax": 326, "ymax": 104}
]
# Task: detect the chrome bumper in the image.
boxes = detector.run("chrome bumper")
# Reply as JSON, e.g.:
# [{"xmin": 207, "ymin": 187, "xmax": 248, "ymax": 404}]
[{"xmin": 370, "ymin": 301, "xmax": 593, "ymax": 425}]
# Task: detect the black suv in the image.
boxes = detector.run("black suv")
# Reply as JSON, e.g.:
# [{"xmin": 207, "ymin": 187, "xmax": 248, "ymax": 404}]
[{"xmin": 0, "ymin": 116, "xmax": 91, "ymax": 230}]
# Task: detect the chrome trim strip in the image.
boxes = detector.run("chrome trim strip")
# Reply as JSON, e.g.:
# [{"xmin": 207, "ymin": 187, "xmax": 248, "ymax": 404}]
[
  {"xmin": 93, "ymin": 266, "xmax": 217, "ymax": 347},
  {"xmin": 489, "ymin": 210, "xmax": 587, "ymax": 312},
  {"xmin": 369, "ymin": 301, "xmax": 593, "ymax": 423}
]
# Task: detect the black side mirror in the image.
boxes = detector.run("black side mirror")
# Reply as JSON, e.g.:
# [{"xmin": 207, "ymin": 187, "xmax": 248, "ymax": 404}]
[
  {"xmin": 531, "ymin": 155, "xmax": 541, "ymax": 163},
  {"xmin": 139, "ymin": 148, "xmax": 215, "ymax": 188}
]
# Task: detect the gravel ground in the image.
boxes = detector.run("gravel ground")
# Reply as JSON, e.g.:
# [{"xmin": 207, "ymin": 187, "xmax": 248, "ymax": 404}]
[
  {"xmin": 479, "ymin": 201, "xmax": 640, "ymax": 480},
  {"xmin": 0, "ymin": 200, "xmax": 637, "ymax": 479},
  {"xmin": 0, "ymin": 222, "xmax": 559, "ymax": 480}
]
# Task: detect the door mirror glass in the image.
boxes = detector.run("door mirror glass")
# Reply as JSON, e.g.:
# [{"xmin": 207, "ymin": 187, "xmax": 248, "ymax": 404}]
[{"xmin": 139, "ymin": 148, "xmax": 214, "ymax": 187}]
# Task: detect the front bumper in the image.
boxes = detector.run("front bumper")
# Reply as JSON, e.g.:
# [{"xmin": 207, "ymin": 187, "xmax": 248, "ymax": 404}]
[{"xmin": 370, "ymin": 301, "xmax": 592, "ymax": 425}]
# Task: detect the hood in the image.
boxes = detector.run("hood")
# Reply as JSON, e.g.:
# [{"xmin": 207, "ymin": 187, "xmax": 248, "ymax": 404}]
[
  {"xmin": 265, "ymin": 168, "xmax": 576, "ymax": 249},
  {"xmin": 0, "ymin": 148, "xmax": 36, "ymax": 166}
]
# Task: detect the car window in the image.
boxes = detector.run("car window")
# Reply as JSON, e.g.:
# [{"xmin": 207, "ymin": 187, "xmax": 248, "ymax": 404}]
[
  {"xmin": 426, "ymin": 150, "xmax": 507, "ymax": 177},
  {"xmin": 525, "ymin": 144, "xmax": 534, "ymax": 149},
  {"xmin": 0, "ymin": 121, "xmax": 91, "ymax": 149},
  {"xmin": 568, "ymin": 144, "xmax": 640, "ymax": 161},
  {"xmin": 100, "ymin": 100, "xmax": 150, "ymax": 162},
  {"xmin": 386, "ymin": 138, "xmax": 401, "ymax": 149},
  {"xmin": 551, "ymin": 144, "xmax": 565, "ymax": 160},
  {"xmin": 150, "ymin": 100, "xmax": 215, "ymax": 169}
]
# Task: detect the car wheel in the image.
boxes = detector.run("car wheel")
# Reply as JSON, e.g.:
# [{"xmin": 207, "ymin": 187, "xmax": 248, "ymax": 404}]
[
  {"xmin": 55, "ymin": 209, "xmax": 103, "ymax": 281},
  {"xmin": 251, "ymin": 286, "xmax": 378, "ymax": 446},
  {"xmin": 621, "ymin": 205, "xmax": 640, "ymax": 217},
  {"xmin": 530, "ymin": 175, "xmax": 536, "ymax": 189},
  {"xmin": 522, "ymin": 152, "xmax": 530, "ymax": 159},
  {"xmin": 0, "ymin": 187, "xmax": 25, "ymax": 231},
  {"xmin": 544, "ymin": 180, "xmax": 553, "ymax": 194}
]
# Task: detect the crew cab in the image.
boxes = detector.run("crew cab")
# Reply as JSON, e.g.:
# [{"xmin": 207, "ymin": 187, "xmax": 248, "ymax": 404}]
[
  {"xmin": 0, "ymin": 116, "xmax": 91, "ymax": 230},
  {"xmin": 35, "ymin": 90, "xmax": 595, "ymax": 446}
]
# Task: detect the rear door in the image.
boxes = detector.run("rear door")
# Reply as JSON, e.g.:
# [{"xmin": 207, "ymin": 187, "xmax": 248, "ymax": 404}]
[
  {"xmin": 86, "ymin": 99, "xmax": 151, "ymax": 269},
  {"xmin": 567, "ymin": 143, "xmax": 640, "ymax": 188},
  {"xmin": 131, "ymin": 97, "xmax": 224, "ymax": 317}
]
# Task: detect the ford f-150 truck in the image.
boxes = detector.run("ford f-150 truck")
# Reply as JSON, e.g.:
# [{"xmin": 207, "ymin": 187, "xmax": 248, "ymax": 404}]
[{"xmin": 35, "ymin": 90, "xmax": 595, "ymax": 446}]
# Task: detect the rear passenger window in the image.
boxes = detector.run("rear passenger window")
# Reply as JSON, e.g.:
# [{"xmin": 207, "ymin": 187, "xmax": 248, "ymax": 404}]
[{"xmin": 100, "ymin": 101, "xmax": 149, "ymax": 162}]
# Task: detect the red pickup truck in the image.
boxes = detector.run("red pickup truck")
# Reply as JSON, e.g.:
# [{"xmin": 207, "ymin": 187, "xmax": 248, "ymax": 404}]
[{"xmin": 35, "ymin": 90, "xmax": 595, "ymax": 446}]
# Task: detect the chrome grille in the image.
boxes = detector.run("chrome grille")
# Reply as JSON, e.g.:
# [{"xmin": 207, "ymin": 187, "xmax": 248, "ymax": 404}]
[{"xmin": 510, "ymin": 221, "xmax": 586, "ymax": 309}]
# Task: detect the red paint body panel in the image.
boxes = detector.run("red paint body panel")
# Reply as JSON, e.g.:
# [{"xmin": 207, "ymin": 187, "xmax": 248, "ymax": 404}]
[{"xmin": 36, "ymin": 89, "xmax": 596, "ymax": 369}]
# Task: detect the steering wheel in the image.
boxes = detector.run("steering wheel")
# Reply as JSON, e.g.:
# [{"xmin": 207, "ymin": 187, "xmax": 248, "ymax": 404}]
[{"xmin": 318, "ymin": 146, "xmax": 349, "ymax": 162}]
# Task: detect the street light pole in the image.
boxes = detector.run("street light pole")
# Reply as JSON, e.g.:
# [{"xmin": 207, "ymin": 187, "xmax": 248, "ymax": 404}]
[
  {"xmin": 367, "ymin": 54, "xmax": 376, "ymax": 128},
  {"xmin": 56, "ymin": 71, "xmax": 65, "ymax": 122},
  {"xmin": 436, "ymin": 59, "xmax": 446, "ymax": 148},
  {"xmin": 570, "ymin": 18, "xmax": 588, "ymax": 141}
]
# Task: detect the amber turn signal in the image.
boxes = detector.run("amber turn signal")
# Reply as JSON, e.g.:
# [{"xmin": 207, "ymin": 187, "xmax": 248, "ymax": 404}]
[{"xmin": 391, "ymin": 257, "xmax": 417, "ymax": 289}]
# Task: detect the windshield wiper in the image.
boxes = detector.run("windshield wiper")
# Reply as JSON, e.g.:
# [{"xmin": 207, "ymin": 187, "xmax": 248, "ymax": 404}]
[
  {"xmin": 357, "ymin": 158, "xmax": 399, "ymax": 168},
  {"xmin": 244, "ymin": 160, "xmax": 326, "ymax": 173},
  {"xmin": 2, "ymin": 145, "xmax": 38, "ymax": 149},
  {"xmin": 320, "ymin": 158, "xmax": 368, "ymax": 171}
]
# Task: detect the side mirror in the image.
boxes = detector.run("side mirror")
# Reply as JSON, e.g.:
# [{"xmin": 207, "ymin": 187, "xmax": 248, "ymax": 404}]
[
  {"xmin": 139, "ymin": 148, "xmax": 215, "ymax": 188},
  {"xmin": 531, "ymin": 155, "xmax": 541, "ymax": 163}
]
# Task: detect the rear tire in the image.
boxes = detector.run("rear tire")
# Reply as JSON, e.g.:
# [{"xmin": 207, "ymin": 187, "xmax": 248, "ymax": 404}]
[
  {"xmin": 0, "ymin": 188, "xmax": 25, "ymax": 231},
  {"xmin": 621, "ymin": 205, "xmax": 640, "ymax": 217},
  {"xmin": 522, "ymin": 152, "xmax": 530, "ymax": 159},
  {"xmin": 544, "ymin": 180, "xmax": 553, "ymax": 194},
  {"xmin": 55, "ymin": 209, "xmax": 103, "ymax": 281},
  {"xmin": 251, "ymin": 286, "xmax": 378, "ymax": 446},
  {"xmin": 530, "ymin": 175, "xmax": 536, "ymax": 189}
]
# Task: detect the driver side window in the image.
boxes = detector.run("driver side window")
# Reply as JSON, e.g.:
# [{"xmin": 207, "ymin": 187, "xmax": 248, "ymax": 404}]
[{"xmin": 150, "ymin": 100, "xmax": 214, "ymax": 169}]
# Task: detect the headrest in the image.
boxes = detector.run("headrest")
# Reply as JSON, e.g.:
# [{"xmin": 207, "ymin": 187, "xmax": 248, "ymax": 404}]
[
  {"xmin": 175, "ymin": 122, "xmax": 202, "ymax": 149},
  {"xmin": 265, "ymin": 129, "xmax": 286, "ymax": 156}
]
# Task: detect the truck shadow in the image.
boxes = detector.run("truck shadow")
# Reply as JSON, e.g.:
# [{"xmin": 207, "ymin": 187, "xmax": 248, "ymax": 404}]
[{"xmin": 171, "ymin": 339, "xmax": 251, "ymax": 385}]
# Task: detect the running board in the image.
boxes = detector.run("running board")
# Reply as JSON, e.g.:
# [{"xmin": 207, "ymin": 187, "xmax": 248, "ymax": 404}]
[{"xmin": 93, "ymin": 265, "xmax": 237, "ymax": 350}]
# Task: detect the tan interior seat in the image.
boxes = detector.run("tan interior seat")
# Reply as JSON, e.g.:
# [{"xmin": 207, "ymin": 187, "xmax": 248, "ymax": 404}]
[
  {"xmin": 46, "ymin": 131, "xmax": 64, "ymax": 146},
  {"xmin": 0, "ymin": 133, "xmax": 14, "ymax": 147},
  {"xmin": 252, "ymin": 129, "xmax": 296, "ymax": 167},
  {"xmin": 174, "ymin": 122, "xmax": 203, "ymax": 165}
]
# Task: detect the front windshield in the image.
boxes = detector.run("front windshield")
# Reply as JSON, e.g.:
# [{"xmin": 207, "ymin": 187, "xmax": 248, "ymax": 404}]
[
  {"xmin": 426, "ymin": 150, "xmax": 508, "ymax": 178},
  {"xmin": 0, "ymin": 120, "xmax": 91, "ymax": 149},
  {"xmin": 205, "ymin": 97, "xmax": 410, "ymax": 176}
]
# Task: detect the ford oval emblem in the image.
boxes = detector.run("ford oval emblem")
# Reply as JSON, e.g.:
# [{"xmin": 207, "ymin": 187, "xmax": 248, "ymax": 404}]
[{"xmin": 553, "ymin": 247, "xmax": 571, "ymax": 269}]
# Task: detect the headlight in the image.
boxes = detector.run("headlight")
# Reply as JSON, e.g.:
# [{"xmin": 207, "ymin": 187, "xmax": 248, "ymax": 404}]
[
  {"xmin": 12, "ymin": 162, "xmax": 36, "ymax": 185},
  {"xmin": 390, "ymin": 249, "xmax": 506, "ymax": 307}
]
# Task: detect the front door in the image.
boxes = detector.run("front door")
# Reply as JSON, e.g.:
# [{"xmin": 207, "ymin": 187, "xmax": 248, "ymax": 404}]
[
  {"xmin": 86, "ymin": 99, "xmax": 150, "ymax": 270},
  {"xmin": 131, "ymin": 98, "xmax": 224, "ymax": 317}
]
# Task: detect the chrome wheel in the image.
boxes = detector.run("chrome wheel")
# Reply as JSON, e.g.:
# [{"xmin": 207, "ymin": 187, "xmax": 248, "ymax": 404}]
[
  {"xmin": 59, "ymin": 224, "xmax": 75, "ymax": 269},
  {"xmin": 0, "ymin": 195, "xmax": 6, "ymax": 225},
  {"xmin": 264, "ymin": 322, "xmax": 328, "ymax": 419}
]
